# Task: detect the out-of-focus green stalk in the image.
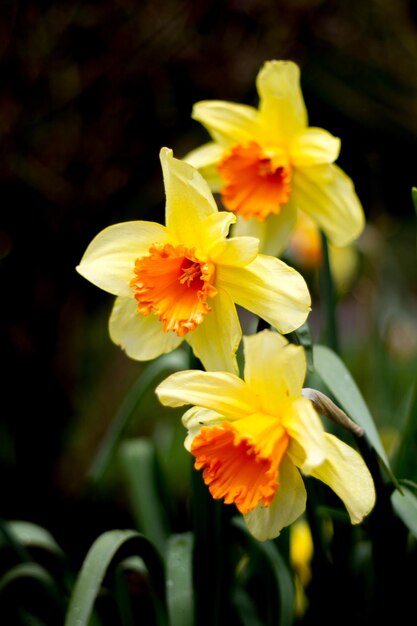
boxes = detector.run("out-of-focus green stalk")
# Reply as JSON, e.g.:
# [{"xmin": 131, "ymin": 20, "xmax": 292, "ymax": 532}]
[{"xmin": 319, "ymin": 232, "xmax": 340, "ymax": 355}]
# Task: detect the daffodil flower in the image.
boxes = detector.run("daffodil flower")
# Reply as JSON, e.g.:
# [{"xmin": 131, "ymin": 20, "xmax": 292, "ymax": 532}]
[
  {"xmin": 185, "ymin": 60, "xmax": 365, "ymax": 256},
  {"xmin": 156, "ymin": 330, "xmax": 375, "ymax": 540},
  {"xmin": 77, "ymin": 149, "xmax": 311, "ymax": 373}
]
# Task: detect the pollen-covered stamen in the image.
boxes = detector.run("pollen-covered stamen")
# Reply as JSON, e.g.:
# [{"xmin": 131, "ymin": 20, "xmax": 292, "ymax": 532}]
[
  {"xmin": 218, "ymin": 141, "xmax": 292, "ymax": 221},
  {"xmin": 191, "ymin": 420, "xmax": 290, "ymax": 515},
  {"xmin": 131, "ymin": 243, "xmax": 217, "ymax": 337}
]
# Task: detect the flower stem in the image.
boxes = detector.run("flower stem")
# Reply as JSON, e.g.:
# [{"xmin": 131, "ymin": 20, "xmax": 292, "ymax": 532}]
[{"xmin": 319, "ymin": 232, "xmax": 340, "ymax": 354}]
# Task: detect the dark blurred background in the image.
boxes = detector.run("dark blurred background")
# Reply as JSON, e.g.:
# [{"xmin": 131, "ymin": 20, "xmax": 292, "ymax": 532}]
[{"xmin": 1, "ymin": 0, "xmax": 417, "ymax": 564}]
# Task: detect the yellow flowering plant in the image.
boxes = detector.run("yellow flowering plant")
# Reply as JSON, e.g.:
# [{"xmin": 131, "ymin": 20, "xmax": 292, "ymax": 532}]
[
  {"xmin": 185, "ymin": 60, "xmax": 364, "ymax": 256},
  {"xmin": 76, "ymin": 147, "xmax": 311, "ymax": 373},
  {"xmin": 156, "ymin": 330, "xmax": 375, "ymax": 541}
]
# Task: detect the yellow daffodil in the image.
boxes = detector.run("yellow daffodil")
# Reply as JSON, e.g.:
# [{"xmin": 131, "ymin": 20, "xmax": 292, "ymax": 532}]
[
  {"xmin": 76, "ymin": 149, "xmax": 311, "ymax": 373},
  {"xmin": 156, "ymin": 330, "xmax": 375, "ymax": 540},
  {"xmin": 185, "ymin": 60, "xmax": 364, "ymax": 256},
  {"xmin": 290, "ymin": 518, "xmax": 313, "ymax": 616},
  {"xmin": 285, "ymin": 211, "xmax": 359, "ymax": 294}
]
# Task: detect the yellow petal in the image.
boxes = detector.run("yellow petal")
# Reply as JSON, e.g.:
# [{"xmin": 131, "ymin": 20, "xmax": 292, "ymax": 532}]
[
  {"xmin": 76, "ymin": 221, "xmax": 169, "ymax": 296},
  {"xmin": 257, "ymin": 60, "xmax": 307, "ymax": 143},
  {"xmin": 155, "ymin": 370, "xmax": 257, "ymax": 418},
  {"xmin": 200, "ymin": 212, "xmax": 237, "ymax": 258},
  {"xmin": 186, "ymin": 288, "xmax": 242, "ymax": 374},
  {"xmin": 243, "ymin": 331, "xmax": 306, "ymax": 415},
  {"xmin": 292, "ymin": 164, "xmax": 365, "ymax": 246},
  {"xmin": 109, "ymin": 296, "xmax": 183, "ymax": 360},
  {"xmin": 211, "ymin": 236, "xmax": 259, "ymax": 266},
  {"xmin": 182, "ymin": 406, "xmax": 224, "ymax": 451},
  {"xmin": 231, "ymin": 201, "xmax": 297, "ymax": 257},
  {"xmin": 284, "ymin": 397, "xmax": 326, "ymax": 473},
  {"xmin": 309, "ymin": 433, "xmax": 376, "ymax": 524},
  {"xmin": 183, "ymin": 141, "xmax": 224, "ymax": 192},
  {"xmin": 159, "ymin": 147, "xmax": 218, "ymax": 252},
  {"xmin": 290, "ymin": 128, "xmax": 341, "ymax": 167},
  {"xmin": 216, "ymin": 255, "xmax": 311, "ymax": 334},
  {"xmin": 192, "ymin": 100, "xmax": 259, "ymax": 147},
  {"xmin": 244, "ymin": 456, "xmax": 306, "ymax": 540}
]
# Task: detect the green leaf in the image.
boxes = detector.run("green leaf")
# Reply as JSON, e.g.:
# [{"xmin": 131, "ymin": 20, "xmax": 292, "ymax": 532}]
[
  {"xmin": 0, "ymin": 562, "xmax": 64, "ymax": 624},
  {"xmin": 232, "ymin": 518, "xmax": 295, "ymax": 626},
  {"xmin": 64, "ymin": 529, "xmax": 167, "ymax": 626},
  {"xmin": 313, "ymin": 344, "xmax": 397, "ymax": 485},
  {"xmin": 88, "ymin": 350, "xmax": 189, "ymax": 482},
  {"xmin": 118, "ymin": 439, "xmax": 170, "ymax": 555},
  {"xmin": 1, "ymin": 521, "xmax": 64, "ymax": 558},
  {"xmin": 285, "ymin": 321, "xmax": 314, "ymax": 373},
  {"xmin": 166, "ymin": 533, "xmax": 194, "ymax": 626},
  {"xmin": 391, "ymin": 486, "xmax": 417, "ymax": 539},
  {"xmin": 393, "ymin": 379, "xmax": 417, "ymax": 481}
]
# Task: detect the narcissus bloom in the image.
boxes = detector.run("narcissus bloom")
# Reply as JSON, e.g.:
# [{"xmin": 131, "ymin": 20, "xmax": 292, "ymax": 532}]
[
  {"xmin": 285, "ymin": 211, "xmax": 359, "ymax": 294},
  {"xmin": 185, "ymin": 60, "xmax": 364, "ymax": 256},
  {"xmin": 156, "ymin": 330, "xmax": 375, "ymax": 540},
  {"xmin": 77, "ymin": 149, "xmax": 310, "ymax": 373}
]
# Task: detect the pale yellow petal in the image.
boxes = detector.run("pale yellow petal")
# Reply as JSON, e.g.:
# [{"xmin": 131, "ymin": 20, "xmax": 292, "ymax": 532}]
[
  {"xmin": 284, "ymin": 397, "xmax": 326, "ymax": 473},
  {"xmin": 109, "ymin": 296, "xmax": 183, "ymax": 360},
  {"xmin": 200, "ymin": 212, "xmax": 236, "ymax": 258},
  {"xmin": 155, "ymin": 370, "xmax": 257, "ymax": 418},
  {"xmin": 290, "ymin": 128, "xmax": 340, "ymax": 167},
  {"xmin": 211, "ymin": 236, "xmax": 259, "ymax": 266},
  {"xmin": 244, "ymin": 456, "xmax": 306, "ymax": 541},
  {"xmin": 186, "ymin": 288, "xmax": 241, "ymax": 374},
  {"xmin": 230, "ymin": 200, "xmax": 297, "ymax": 257},
  {"xmin": 257, "ymin": 60, "xmax": 307, "ymax": 143},
  {"xmin": 159, "ymin": 147, "xmax": 218, "ymax": 251},
  {"xmin": 192, "ymin": 100, "xmax": 259, "ymax": 147},
  {"xmin": 243, "ymin": 331, "xmax": 306, "ymax": 415},
  {"xmin": 292, "ymin": 164, "xmax": 365, "ymax": 247},
  {"xmin": 182, "ymin": 406, "xmax": 224, "ymax": 451},
  {"xmin": 309, "ymin": 433, "xmax": 376, "ymax": 524},
  {"xmin": 76, "ymin": 221, "xmax": 169, "ymax": 297},
  {"xmin": 216, "ymin": 255, "xmax": 311, "ymax": 334},
  {"xmin": 183, "ymin": 142, "xmax": 224, "ymax": 192}
]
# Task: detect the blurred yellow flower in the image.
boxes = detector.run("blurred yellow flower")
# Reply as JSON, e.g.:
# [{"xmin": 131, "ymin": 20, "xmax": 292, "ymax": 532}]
[
  {"xmin": 77, "ymin": 149, "xmax": 311, "ymax": 373},
  {"xmin": 156, "ymin": 330, "xmax": 375, "ymax": 540},
  {"xmin": 185, "ymin": 60, "xmax": 364, "ymax": 256},
  {"xmin": 285, "ymin": 211, "xmax": 359, "ymax": 294},
  {"xmin": 290, "ymin": 518, "xmax": 313, "ymax": 616}
]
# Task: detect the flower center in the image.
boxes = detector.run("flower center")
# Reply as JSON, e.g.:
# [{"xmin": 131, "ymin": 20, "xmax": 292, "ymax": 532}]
[
  {"xmin": 131, "ymin": 243, "xmax": 217, "ymax": 337},
  {"xmin": 191, "ymin": 419, "xmax": 289, "ymax": 514},
  {"xmin": 217, "ymin": 141, "xmax": 292, "ymax": 221}
]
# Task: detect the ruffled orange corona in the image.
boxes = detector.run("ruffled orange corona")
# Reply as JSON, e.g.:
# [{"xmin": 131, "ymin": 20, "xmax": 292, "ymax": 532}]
[
  {"xmin": 131, "ymin": 243, "xmax": 217, "ymax": 336},
  {"xmin": 192, "ymin": 420, "xmax": 289, "ymax": 514},
  {"xmin": 217, "ymin": 142, "xmax": 292, "ymax": 221}
]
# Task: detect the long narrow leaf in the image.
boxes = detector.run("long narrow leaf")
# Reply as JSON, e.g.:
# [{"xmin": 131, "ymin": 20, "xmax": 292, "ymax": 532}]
[
  {"xmin": 166, "ymin": 533, "xmax": 194, "ymax": 626},
  {"xmin": 89, "ymin": 350, "xmax": 189, "ymax": 482},
  {"xmin": 118, "ymin": 439, "xmax": 170, "ymax": 555},
  {"xmin": 0, "ymin": 562, "xmax": 64, "ymax": 624},
  {"xmin": 64, "ymin": 529, "xmax": 167, "ymax": 626},
  {"xmin": 313, "ymin": 344, "xmax": 397, "ymax": 485},
  {"xmin": 391, "ymin": 487, "xmax": 417, "ymax": 539},
  {"xmin": 2, "ymin": 521, "xmax": 64, "ymax": 558},
  {"xmin": 232, "ymin": 518, "xmax": 295, "ymax": 626},
  {"xmin": 393, "ymin": 380, "xmax": 417, "ymax": 481}
]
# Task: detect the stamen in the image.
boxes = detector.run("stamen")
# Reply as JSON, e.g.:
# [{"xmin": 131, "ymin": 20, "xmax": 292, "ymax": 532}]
[
  {"xmin": 218, "ymin": 141, "xmax": 292, "ymax": 221},
  {"xmin": 131, "ymin": 243, "xmax": 217, "ymax": 336},
  {"xmin": 191, "ymin": 420, "xmax": 289, "ymax": 514}
]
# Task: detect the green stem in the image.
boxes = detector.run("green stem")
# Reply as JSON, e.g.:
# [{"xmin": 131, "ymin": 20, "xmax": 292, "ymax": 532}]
[{"xmin": 319, "ymin": 232, "xmax": 340, "ymax": 354}]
